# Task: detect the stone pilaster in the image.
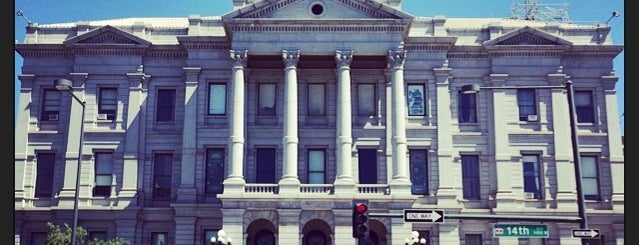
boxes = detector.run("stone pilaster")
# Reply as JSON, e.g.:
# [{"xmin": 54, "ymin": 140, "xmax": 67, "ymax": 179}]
[
  {"xmin": 601, "ymin": 72, "xmax": 624, "ymax": 209},
  {"xmin": 332, "ymin": 209, "xmax": 357, "ymax": 244},
  {"xmin": 433, "ymin": 62, "xmax": 457, "ymax": 205},
  {"xmin": 221, "ymin": 209, "xmax": 245, "ymax": 245},
  {"xmin": 121, "ymin": 72, "xmax": 149, "ymax": 206},
  {"xmin": 334, "ymin": 50, "xmax": 356, "ymax": 196},
  {"xmin": 174, "ymin": 216, "xmax": 197, "ymax": 245},
  {"xmin": 277, "ymin": 209, "xmax": 301, "ymax": 245},
  {"xmin": 15, "ymin": 74, "xmax": 35, "ymax": 205},
  {"xmin": 223, "ymin": 50, "xmax": 248, "ymax": 196},
  {"xmin": 279, "ymin": 50, "xmax": 301, "ymax": 194},
  {"xmin": 388, "ymin": 47, "xmax": 411, "ymax": 195},
  {"xmin": 438, "ymin": 223, "xmax": 461, "ymax": 245},
  {"xmin": 177, "ymin": 67, "xmax": 201, "ymax": 203}
]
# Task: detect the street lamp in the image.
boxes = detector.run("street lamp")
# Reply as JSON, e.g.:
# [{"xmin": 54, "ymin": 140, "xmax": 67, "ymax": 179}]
[
  {"xmin": 54, "ymin": 78, "xmax": 86, "ymax": 245},
  {"xmin": 210, "ymin": 229, "xmax": 233, "ymax": 245},
  {"xmin": 461, "ymin": 80, "xmax": 589, "ymax": 244},
  {"xmin": 404, "ymin": 230, "xmax": 426, "ymax": 245}
]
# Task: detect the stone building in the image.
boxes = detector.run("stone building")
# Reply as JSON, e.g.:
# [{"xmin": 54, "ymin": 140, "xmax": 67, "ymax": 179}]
[{"xmin": 14, "ymin": 0, "xmax": 624, "ymax": 244}]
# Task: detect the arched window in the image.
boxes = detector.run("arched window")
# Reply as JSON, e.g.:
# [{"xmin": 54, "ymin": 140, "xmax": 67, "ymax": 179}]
[
  {"xmin": 304, "ymin": 230, "xmax": 327, "ymax": 245},
  {"xmin": 254, "ymin": 229, "xmax": 275, "ymax": 245}
]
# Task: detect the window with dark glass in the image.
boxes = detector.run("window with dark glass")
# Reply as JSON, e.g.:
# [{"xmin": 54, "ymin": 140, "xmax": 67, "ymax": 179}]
[
  {"xmin": 522, "ymin": 155, "xmax": 542, "ymax": 199},
  {"xmin": 87, "ymin": 231, "xmax": 107, "ymax": 243},
  {"xmin": 307, "ymin": 84, "xmax": 326, "ymax": 116},
  {"xmin": 459, "ymin": 92, "xmax": 477, "ymax": 123},
  {"xmin": 205, "ymin": 148, "xmax": 225, "ymax": 194},
  {"xmin": 98, "ymin": 87, "xmax": 117, "ymax": 120},
  {"xmin": 308, "ymin": 149, "xmax": 326, "ymax": 184},
  {"xmin": 153, "ymin": 153, "xmax": 172, "ymax": 198},
  {"xmin": 465, "ymin": 234, "xmax": 483, "ymax": 245},
  {"xmin": 409, "ymin": 149, "xmax": 428, "ymax": 195},
  {"xmin": 151, "ymin": 232, "xmax": 168, "ymax": 245},
  {"xmin": 35, "ymin": 152, "xmax": 55, "ymax": 198},
  {"xmin": 208, "ymin": 83, "xmax": 226, "ymax": 115},
  {"xmin": 357, "ymin": 84, "xmax": 376, "ymax": 116},
  {"xmin": 305, "ymin": 230, "xmax": 327, "ymax": 245},
  {"xmin": 575, "ymin": 91, "xmax": 594, "ymax": 123},
  {"xmin": 255, "ymin": 230, "xmax": 275, "ymax": 245},
  {"xmin": 203, "ymin": 230, "xmax": 218, "ymax": 245},
  {"xmin": 358, "ymin": 149, "xmax": 377, "ymax": 184},
  {"xmin": 256, "ymin": 148, "xmax": 276, "ymax": 183},
  {"xmin": 156, "ymin": 89, "xmax": 176, "ymax": 122},
  {"xmin": 258, "ymin": 84, "xmax": 276, "ymax": 116},
  {"xmin": 30, "ymin": 232, "xmax": 47, "ymax": 245},
  {"xmin": 40, "ymin": 89, "xmax": 61, "ymax": 121},
  {"xmin": 517, "ymin": 89, "xmax": 536, "ymax": 121},
  {"xmin": 461, "ymin": 155, "xmax": 480, "ymax": 199},
  {"xmin": 407, "ymin": 84, "xmax": 425, "ymax": 116},
  {"xmin": 93, "ymin": 152, "xmax": 113, "ymax": 197},
  {"xmin": 581, "ymin": 155, "xmax": 600, "ymax": 200}
]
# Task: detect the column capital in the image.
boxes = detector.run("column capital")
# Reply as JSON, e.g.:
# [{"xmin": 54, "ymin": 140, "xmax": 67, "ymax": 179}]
[
  {"xmin": 282, "ymin": 49, "xmax": 301, "ymax": 68},
  {"xmin": 230, "ymin": 50, "xmax": 248, "ymax": 68},
  {"xmin": 335, "ymin": 50, "xmax": 354, "ymax": 69},
  {"xmin": 387, "ymin": 48, "xmax": 407, "ymax": 69}
]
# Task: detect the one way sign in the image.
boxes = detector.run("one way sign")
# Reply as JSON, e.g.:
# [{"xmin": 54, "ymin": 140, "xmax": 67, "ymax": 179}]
[
  {"xmin": 572, "ymin": 229, "xmax": 600, "ymax": 239},
  {"xmin": 403, "ymin": 209, "xmax": 444, "ymax": 223}
]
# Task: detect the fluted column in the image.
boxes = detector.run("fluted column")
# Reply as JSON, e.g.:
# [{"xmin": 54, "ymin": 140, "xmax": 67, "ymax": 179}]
[
  {"xmin": 223, "ymin": 50, "xmax": 248, "ymax": 194},
  {"xmin": 279, "ymin": 50, "xmax": 302, "ymax": 193},
  {"xmin": 121, "ymin": 72, "xmax": 149, "ymax": 206},
  {"xmin": 15, "ymin": 74, "xmax": 35, "ymax": 204},
  {"xmin": 178, "ymin": 67, "xmax": 201, "ymax": 203},
  {"xmin": 334, "ymin": 50, "xmax": 356, "ymax": 195},
  {"xmin": 388, "ymin": 48, "xmax": 411, "ymax": 194},
  {"xmin": 59, "ymin": 73, "xmax": 88, "ymax": 206}
]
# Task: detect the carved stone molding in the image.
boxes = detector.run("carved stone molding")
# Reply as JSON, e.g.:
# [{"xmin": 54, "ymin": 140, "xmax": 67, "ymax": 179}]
[
  {"xmin": 387, "ymin": 48, "xmax": 407, "ymax": 69},
  {"xmin": 230, "ymin": 50, "xmax": 248, "ymax": 68},
  {"xmin": 282, "ymin": 49, "xmax": 301, "ymax": 68},
  {"xmin": 335, "ymin": 50, "xmax": 354, "ymax": 68}
]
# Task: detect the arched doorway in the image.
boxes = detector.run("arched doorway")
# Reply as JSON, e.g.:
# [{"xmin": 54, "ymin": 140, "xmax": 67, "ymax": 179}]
[
  {"xmin": 246, "ymin": 218, "xmax": 277, "ymax": 245},
  {"xmin": 254, "ymin": 229, "xmax": 276, "ymax": 245},
  {"xmin": 302, "ymin": 219, "xmax": 332, "ymax": 245}
]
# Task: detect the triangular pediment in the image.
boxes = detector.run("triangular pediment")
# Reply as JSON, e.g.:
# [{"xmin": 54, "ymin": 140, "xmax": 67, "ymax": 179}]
[
  {"xmin": 484, "ymin": 26, "xmax": 572, "ymax": 46},
  {"xmin": 223, "ymin": 0, "xmax": 413, "ymax": 20},
  {"xmin": 63, "ymin": 25, "xmax": 151, "ymax": 48}
]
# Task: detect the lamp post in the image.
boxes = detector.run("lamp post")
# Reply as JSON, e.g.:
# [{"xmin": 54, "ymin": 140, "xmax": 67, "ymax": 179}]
[
  {"xmin": 404, "ymin": 230, "xmax": 426, "ymax": 245},
  {"xmin": 210, "ymin": 229, "xmax": 233, "ymax": 245},
  {"xmin": 54, "ymin": 78, "xmax": 86, "ymax": 245},
  {"xmin": 461, "ymin": 81, "xmax": 589, "ymax": 244}
]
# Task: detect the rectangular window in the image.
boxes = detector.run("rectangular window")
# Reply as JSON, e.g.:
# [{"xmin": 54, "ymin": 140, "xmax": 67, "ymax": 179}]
[
  {"xmin": 407, "ymin": 84, "xmax": 425, "ymax": 116},
  {"xmin": 153, "ymin": 153, "xmax": 172, "ymax": 199},
  {"xmin": 203, "ymin": 230, "xmax": 218, "ymax": 245},
  {"xmin": 156, "ymin": 89, "xmax": 176, "ymax": 122},
  {"xmin": 307, "ymin": 84, "xmax": 326, "ymax": 116},
  {"xmin": 459, "ymin": 92, "xmax": 477, "ymax": 123},
  {"xmin": 308, "ymin": 149, "xmax": 326, "ymax": 184},
  {"xmin": 41, "ymin": 89, "xmax": 61, "ymax": 121},
  {"xmin": 358, "ymin": 149, "xmax": 377, "ymax": 184},
  {"xmin": 30, "ymin": 232, "xmax": 47, "ymax": 245},
  {"xmin": 581, "ymin": 156, "xmax": 600, "ymax": 200},
  {"xmin": 208, "ymin": 83, "xmax": 226, "ymax": 115},
  {"xmin": 258, "ymin": 84, "xmax": 276, "ymax": 116},
  {"xmin": 465, "ymin": 234, "xmax": 483, "ymax": 245},
  {"xmin": 575, "ymin": 91, "xmax": 594, "ymax": 123},
  {"xmin": 517, "ymin": 89, "xmax": 536, "ymax": 121},
  {"xmin": 205, "ymin": 149, "xmax": 225, "ymax": 194},
  {"xmin": 35, "ymin": 152, "xmax": 55, "ymax": 198},
  {"xmin": 256, "ymin": 148, "xmax": 276, "ymax": 183},
  {"xmin": 409, "ymin": 149, "xmax": 428, "ymax": 195},
  {"xmin": 357, "ymin": 84, "xmax": 376, "ymax": 116},
  {"xmin": 87, "ymin": 231, "xmax": 107, "ymax": 243},
  {"xmin": 522, "ymin": 155, "xmax": 542, "ymax": 199},
  {"xmin": 151, "ymin": 232, "xmax": 168, "ymax": 245},
  {"xmin": 461, "ymin": 155, "xmax": 480, "ymax": 199},
  {"xmin": 98, "ymin": 87, "xmax": 117, "ymax": 120},
  {"xmin": 93, "ymin": 152, "xmax": 113, "ymax": 197}
]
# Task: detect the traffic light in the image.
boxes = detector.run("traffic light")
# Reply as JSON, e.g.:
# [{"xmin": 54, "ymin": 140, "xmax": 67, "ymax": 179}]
[{"xmin": 352, "ymin": 201, "xmax": 370, "ymax": 238}]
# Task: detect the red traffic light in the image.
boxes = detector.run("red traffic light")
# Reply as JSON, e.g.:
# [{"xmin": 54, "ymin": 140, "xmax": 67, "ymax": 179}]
[{"xmin": 355, "ymin": 203, "xmax": 368, "ymax": 214}]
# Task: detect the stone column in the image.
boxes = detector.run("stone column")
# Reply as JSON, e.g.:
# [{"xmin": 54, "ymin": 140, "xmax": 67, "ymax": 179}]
[
  {"xmin": 279, "ymin": 50, "xmax": 301, "ymax": 193},
  {"xmin": 601, "ymin": 72, "xmax": 624, "ymax": 209},
  {"xmin": 224, "ymin": 50, "xmax": 248, "ymax": 194},
  {"xmin": 388, "ymin": 48, "xmax": 411, "ymax": 194},
  {"xmin": 548, "ymin": 73, "xmax": 578, "ymax": 210},
  {"xmin": 121, "ymin": 72, "xmax": 149, "ymax": 206},
  {"xmin": 334, "ymin": 50, "xmax": 356, "ymax": 195},
  {"xmin": 15, "ymin": 74, "xmax": 35, "ymax": 205},
  {"xmin": 434, "ymin": 62, "xmax": 457, "ymax": 205},
  {"xmin": 59, "ymin": 73, "xmax": 88, "ymax": 206},
  {"xmin": 177, "ymin": 67, "xmax": 201, "ymax": 203},
  {"xmin": 277, "ymin": 209, "xmax": 301, "ymax": 245}
]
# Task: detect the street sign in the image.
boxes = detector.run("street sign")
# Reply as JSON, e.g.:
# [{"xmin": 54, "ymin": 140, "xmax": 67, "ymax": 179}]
[
  {"xmin": 403, "ymin": 209, "xmax": 444, "ymax": 222},
  {"xmin": 572, "ymin": 229, "xmax": 600, "ymax": 239},
  {"xmin": 493, "ymin": 224, "xmax": 548, "ymax": 238}
]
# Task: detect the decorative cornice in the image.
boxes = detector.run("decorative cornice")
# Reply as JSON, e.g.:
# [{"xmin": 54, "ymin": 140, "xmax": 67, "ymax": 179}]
[
  {"xmin": 17, "ymin": 50, "xmax": 74, "ymax": 58},
  {"xmin": 243, "ymin": 0, "xmax": 301, "ymax": 18},
  {"xmin": 182, "ymin": 43, "xmax": 231, "ymax": 50},
  {"xmin": 404, "ymin": 44, "xmax": 450, "ymax": 51},
  {"xmin": 334, "ymin": 0, "xmax": 397, "ymax": 19},
  {"xmin": 228, "ymin": 24, "xmax": 406, "ymax": 33},
  {"xmin": 488, "ymin": 51, "xmax": 564, "ymax": 58},
  {"xmin": 72, "ymin": 50, "xmax": 146, "ymax": 56},
  {"xmin": 446, "ymin": 52, "xmax": 489, "ymax": 59},
  {"xmin": 144, "ymin": 50, "xmax": 187, "ymax": 59}
]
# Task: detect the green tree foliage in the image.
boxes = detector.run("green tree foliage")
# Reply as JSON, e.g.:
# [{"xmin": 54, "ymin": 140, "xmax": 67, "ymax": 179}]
[{"xmin": 45, "ymin": 222, "xmax": 130, "ymax": 245}]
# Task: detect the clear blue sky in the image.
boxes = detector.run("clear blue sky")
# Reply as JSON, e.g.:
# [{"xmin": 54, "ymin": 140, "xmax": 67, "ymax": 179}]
[{"xmin": 14, "ymin": 0, "xmax": 624, "ymax": 135}]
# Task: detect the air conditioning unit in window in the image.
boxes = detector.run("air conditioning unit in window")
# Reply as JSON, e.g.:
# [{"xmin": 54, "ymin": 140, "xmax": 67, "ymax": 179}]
[
  {"xmin": 527, "ymin": 114, "xmax": 539, "ymax": 122},
  {"xmin": 97, "ymin": 114, "xmax": 109, "ymax": 120},
  {"xmin": 48, "ymin": 114, "xmax": 59, "ymax": 121},
  {"xmin": 524, "ymin": 192, "xmax": 536, "ymax": 199}
]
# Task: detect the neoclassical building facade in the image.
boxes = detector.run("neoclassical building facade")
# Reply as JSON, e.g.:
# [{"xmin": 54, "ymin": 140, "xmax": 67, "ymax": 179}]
[{"xmin": 14, "ymin": 0, "xmax": 624, "ymax": 244}]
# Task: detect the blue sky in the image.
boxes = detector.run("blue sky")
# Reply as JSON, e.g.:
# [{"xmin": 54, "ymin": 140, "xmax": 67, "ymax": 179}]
[{"xmin": 14, "ymin": 0, "xmax": 624, "ymax": 135}]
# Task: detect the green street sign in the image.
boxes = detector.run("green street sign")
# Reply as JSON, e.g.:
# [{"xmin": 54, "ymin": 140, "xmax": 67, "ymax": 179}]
[{"xmin": 493, "ymin": 224, "xmax": 549, "ymax": 238}]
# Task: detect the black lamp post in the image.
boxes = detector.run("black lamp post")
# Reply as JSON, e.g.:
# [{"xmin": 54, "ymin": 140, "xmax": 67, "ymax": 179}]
[
  {"xmin": 461, "ymin": 81, "xmax": 589, "ymax": 244},
  {"xmin": 54, "ymin": 78, "xmax": 86, "ymax": 245}
]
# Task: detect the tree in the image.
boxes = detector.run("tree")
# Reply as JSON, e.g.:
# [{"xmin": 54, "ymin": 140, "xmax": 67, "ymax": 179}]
[{"xmin": 45, "ymin": 222, "xmax": 130, "ymax": 245}]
